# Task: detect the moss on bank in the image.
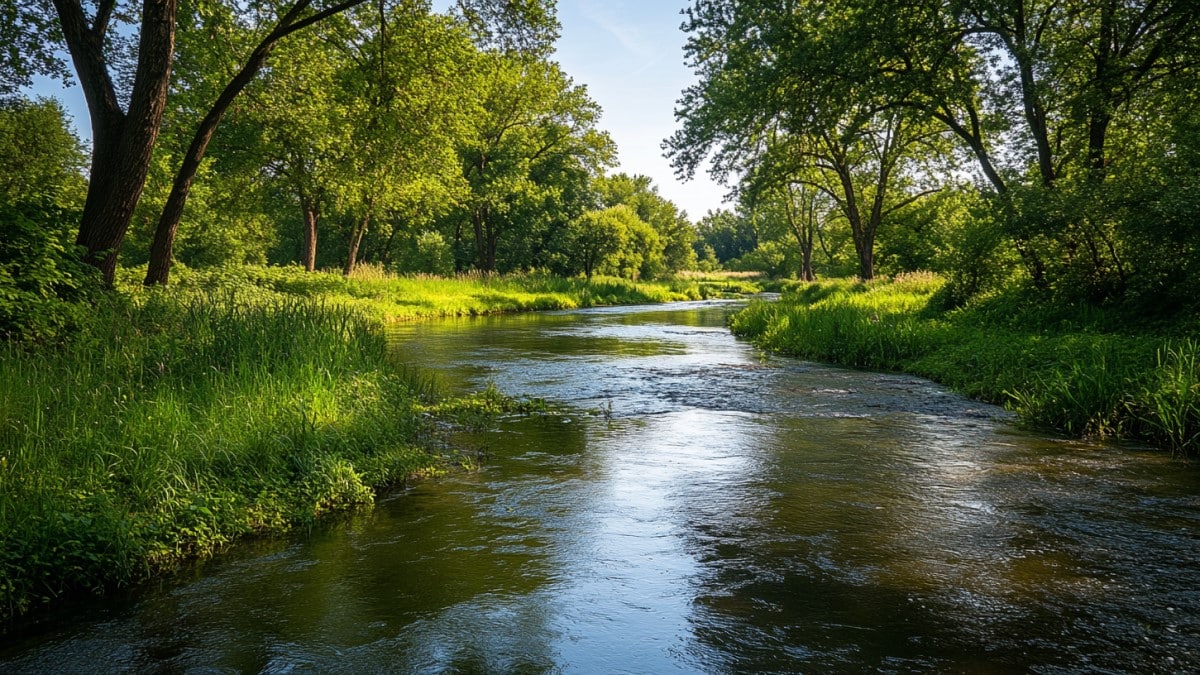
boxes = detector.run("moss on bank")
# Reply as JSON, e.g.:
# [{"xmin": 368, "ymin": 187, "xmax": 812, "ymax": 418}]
[{"xmin": 729, "ymin": 273, "xmax": 1200, "ymax": 457}]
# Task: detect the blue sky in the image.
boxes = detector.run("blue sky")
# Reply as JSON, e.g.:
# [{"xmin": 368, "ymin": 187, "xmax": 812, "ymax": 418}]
[
  {"xmin": 29, "ymin": 0, "xmax": 728, "ymax": 221},
  {"xmin": 550, "ymin": 0, "xmax": 726, "ymax": 219}
]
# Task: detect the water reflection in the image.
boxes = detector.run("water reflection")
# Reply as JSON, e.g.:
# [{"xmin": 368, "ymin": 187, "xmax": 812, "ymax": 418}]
[{"xmin": 2, "ymin": 301, "xmax": 1198, "ymax": 672}]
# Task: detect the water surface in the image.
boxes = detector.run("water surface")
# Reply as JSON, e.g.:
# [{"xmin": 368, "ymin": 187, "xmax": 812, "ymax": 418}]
[{"xmin": 3, "ymin": 301, "xmax": 1198, "ymax": 672}]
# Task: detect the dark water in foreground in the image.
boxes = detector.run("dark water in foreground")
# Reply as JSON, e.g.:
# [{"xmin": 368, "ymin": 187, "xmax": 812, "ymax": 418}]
[{"xmin": 3, "ymin": 301, "xmax": 1198, "ymax": 672}]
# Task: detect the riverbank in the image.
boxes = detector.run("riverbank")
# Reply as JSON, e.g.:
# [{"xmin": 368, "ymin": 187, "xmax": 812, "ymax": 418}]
[
  {"xmin": 729, "ymin": 273, "xmax": 1200, "ymax": 457},
  {"xmin": 0, "ymin": 266, "xmax": 699, "ymax": 622},
  {"xmin": 117, "ymin": 263, "xmax": 708, "ymax": 319}
]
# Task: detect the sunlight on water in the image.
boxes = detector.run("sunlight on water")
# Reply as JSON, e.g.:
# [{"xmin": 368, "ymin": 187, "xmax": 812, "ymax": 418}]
[{"xmin": 3, "ymin": 301, "xmax": 1198, "ymax": 672}]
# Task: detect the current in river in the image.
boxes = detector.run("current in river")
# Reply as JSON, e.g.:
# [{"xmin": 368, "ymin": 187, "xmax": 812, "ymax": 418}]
[{"xmin": 2, "ymin": 300, "xmax": 1198, "ymax": 672}]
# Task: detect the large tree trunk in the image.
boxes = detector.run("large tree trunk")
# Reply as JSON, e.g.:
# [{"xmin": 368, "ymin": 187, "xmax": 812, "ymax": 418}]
[
  {"xmin": 54, "ymin": 0, "xmax": 178, "ymax": 286},
  {"xmin": 856, "ymin": 242, "xmax": 875, "ymax": 281}
]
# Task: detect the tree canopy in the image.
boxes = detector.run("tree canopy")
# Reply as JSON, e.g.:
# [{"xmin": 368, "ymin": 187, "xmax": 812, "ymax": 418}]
[{"xmin": 670, "ymin": 0, "xmax": 1200, "ymax": 307}]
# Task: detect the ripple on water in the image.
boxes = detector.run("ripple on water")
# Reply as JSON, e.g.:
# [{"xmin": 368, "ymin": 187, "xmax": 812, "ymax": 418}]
[{"xmin": 3, "ymin": 301, "xmax": 1199, "ymax": 673}]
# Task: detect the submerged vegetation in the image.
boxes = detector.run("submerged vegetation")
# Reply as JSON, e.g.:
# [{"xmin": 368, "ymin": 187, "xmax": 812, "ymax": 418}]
[{"xmin": 731, "ymin": 274, "xmax": 1200, "ymax": 457}]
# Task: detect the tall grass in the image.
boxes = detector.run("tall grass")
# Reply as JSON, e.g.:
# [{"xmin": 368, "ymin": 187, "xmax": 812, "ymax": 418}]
[
  {"xmin": 0, "ymin": 291, "xmax": 500, "ymax": 621},
  {"xmin": 126, "ymin": 264, "xmax": 703, "ymax": 321},
  {"xmin": 2, "ymin": 263, "xmax": 705, "ymax": 621},
  {"xmin": 1136, "ymin": 340, "xmax": 1200, "ymax": 455},
  {"xmin": 731, "ymin": 273, "xmax": 1200, "ymax": 457}
]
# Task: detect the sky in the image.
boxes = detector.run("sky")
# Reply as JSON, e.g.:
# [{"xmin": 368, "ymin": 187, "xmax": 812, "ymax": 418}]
[
  {"xmin": 548, "ymin": 0, "xmax": 727, "ymax": 220},
  {"xmin": 28, "ymin": 0, "xmax": 730, "ymax": 221}
]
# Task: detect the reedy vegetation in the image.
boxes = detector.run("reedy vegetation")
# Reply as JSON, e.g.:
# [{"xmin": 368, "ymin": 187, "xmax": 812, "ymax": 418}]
[
  {"xmin": 0, "ymin": 268, "xmax": 702, "ymax": 622},
  {"xmin": 730, "ymin": 274, "xmax": 1200, "ymax": 457}
]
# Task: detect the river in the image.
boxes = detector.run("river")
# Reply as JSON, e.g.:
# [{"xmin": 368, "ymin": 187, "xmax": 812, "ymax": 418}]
[{"xmin": 2, "ymin": 300, "xmax": 1198, "ymax": 672}]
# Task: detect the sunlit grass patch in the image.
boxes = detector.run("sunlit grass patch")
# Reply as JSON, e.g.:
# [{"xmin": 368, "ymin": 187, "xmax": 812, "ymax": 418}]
[
  {"xmin": 731, "ymin": 275, "xmax": 1198, "ymax": 457},
  {"xmin": 123, "ymin": 265, "xmax": 701, "ymax": 322}
]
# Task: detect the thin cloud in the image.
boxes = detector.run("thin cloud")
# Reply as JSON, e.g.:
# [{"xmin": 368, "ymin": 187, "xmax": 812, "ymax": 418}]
[{"xmin": 577, "ymin": 0, "xmax": 658, "ymax": 62}]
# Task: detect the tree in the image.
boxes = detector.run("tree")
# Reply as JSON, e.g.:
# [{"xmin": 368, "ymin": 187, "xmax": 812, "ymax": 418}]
[
  {"xmin": 3, "ymin": 0, "xmax": 558, "ymax": 286},
  {"xmin": 0, "ymin": 97, "xmax": 96, "ymax": 341},
  {"xmin": 671, "ymin": 0, "xmax": 1200, "ymax": 296},
  {"xmin": 323, "ymin": 5, "xmax": 476, "ymax": 276},
  {"xmin": 693, "ymin": 209, "xmax": 756, "ymax": 265},
  {"xmin": 743, "ymin": 177, "xmax": 829, "ymax": 282},
  {"xmin": 453, "ymin": 53, "xmax": 613, "ymax": 272},
  {"xmin": 0, "ymin": 97, "xmax": 86, "ymax": 207},
  {"xmin": 2, "ymin": 0, "xmax": 377, "ymax": 284},
  {"xmin": 594, "ymin": 173, "xmax": 696, "ymax": 275},
  {"xmin": 668, "ymin": 2, "xmax": 949, "ymax": 279},
  {"xmin": 559, "ymin": 205, "xmax": 637, "ymax": 280}
]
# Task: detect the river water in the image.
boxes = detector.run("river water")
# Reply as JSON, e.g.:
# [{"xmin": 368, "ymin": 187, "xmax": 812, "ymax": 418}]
[{"xmin": 3, "ymin": 300, "xmax": 1198, "ymax": 672}]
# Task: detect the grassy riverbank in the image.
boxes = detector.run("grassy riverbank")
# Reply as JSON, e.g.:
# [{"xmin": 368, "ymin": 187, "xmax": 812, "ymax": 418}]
[
  {"xmin": 730, "ymin": 273, "xmax": 1200, "ymax": 457},
  {"xmin": 0, "ymin": 266, "xmax": 699, "ymax": 622},
  {"xmin": 113, "ymin": 264, "xmax": 706, "ymax": 321}
]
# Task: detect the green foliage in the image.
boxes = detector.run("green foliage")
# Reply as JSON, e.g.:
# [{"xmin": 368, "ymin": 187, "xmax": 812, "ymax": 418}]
[
  {"xmin": 0, "ymin": 261, "xmax": 704, "ymax": 620},
  {"xmin": 0, "ymin": 97, "xmax": 97, "ymax": 343},
  {"xmin": 0, "ymin": 98, "xmax": 85, "ymax": 204},
  {"xmin": 1114, "ymin": 110, "xmax": 1200, "ymax": 316},
  {"xmin": 604, "ymin": 210, "xmax": 663, "ymax": 281},
  {"xmin": 729, "ymin": 239, "xmax": 795, "ymax": 278},
  {"xmin": 671, "ymin": 0, "xmax": 1200, "ymax": 307},
  {"xmin": 557, "ymin": 206, "xmax": 631, "ymax": 279},
  {"xmin": 1139, "ymin": 341, "xmax": 1200, "ymax": 456},
  {"xmin": 449, "ymin": 53, "xmax": 615, "ymax": 273},
  {"xmin": 2, "ymin": 272, "xmax": 616, "ymax": 621},
  {"xmin": 694, "ymin": 209, "xmax": 757, "ymax": 264},
  {"xmin": 732, "ymin": 275, "xmax": 1200, "ymax": 457},
  {"xmin": 594, "ymin": 173, "xmax": 697, "ymax": 275},
  {"xmin": 399, "ymin": 231, "xmax": 456, "ymax": 276},
  {"xmin": 0, "ymin": 203, "xmax": 99, "ymax": 342}
]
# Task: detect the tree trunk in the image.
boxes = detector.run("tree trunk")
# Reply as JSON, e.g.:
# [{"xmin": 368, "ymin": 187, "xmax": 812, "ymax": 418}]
[
  {"xmin": 54, "ymin": 0, "xmax": 177, "ymax": 286},
  {"xmin": 453, "ymin": 219, "xmax": 465, "ymax": 272},
  {"xmin": 801, "ymin": 243, "xmax": 815, "ymax": 282},
  {"xmin": 486, "ymin": 221, "xmax": 498, "ymax": 272},
  {"xmin": 782, "ymin": 183, "xmax": 816, "ymax": 282},
  {"xmin": 472, "ymin": 208, "xmax": 486, "ymax": 269},
  {"xmin": 344, "ymin": 212, "xmax": 370, "ymax": 276},
  {"xmin": 302, "ymin": 200, "xmax": 319, "ymax": 272},
  {"xmin": 857, "ymin": 243, "xmax": 874, "ymax": 281},
  {"xmin": 143, "ymin": 0, "xmax": 370, "ymax": 285},
  {"xmin": 831, "ymin": 155, "xmax": 872, "ymax": 281}
]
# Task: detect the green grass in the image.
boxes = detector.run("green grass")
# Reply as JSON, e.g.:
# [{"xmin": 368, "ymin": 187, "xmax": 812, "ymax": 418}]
[
  {"xmin": 730, "ymin": 272, "xmax": 1200, "ymax": 457},
  {"xmin": 114, "ymin": 264, "xmax": 705, "ymax": 320},
  {"xmin": 1, "ymin": 264, "xmax": 707, "ymax": 622},
  {"xmin": 675, "ymin": 269, "xmax": 768, "ymax": 296}
]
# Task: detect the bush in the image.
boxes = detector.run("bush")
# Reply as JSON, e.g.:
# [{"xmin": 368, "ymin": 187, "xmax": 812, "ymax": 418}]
[{"xmin": 0, "ymin": 203, "xmax": 99, "ymax": 343}]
